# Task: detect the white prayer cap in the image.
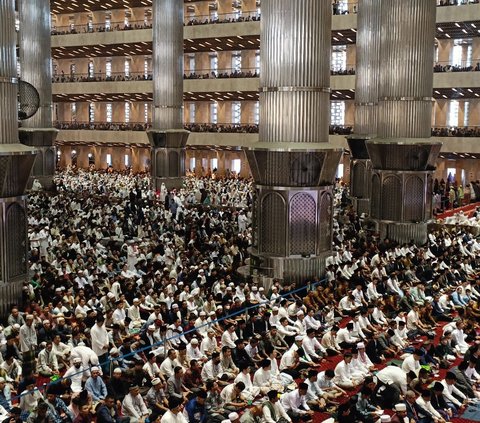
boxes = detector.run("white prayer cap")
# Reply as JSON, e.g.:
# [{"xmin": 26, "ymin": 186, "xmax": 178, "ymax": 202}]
[
  {"xmin": 113, "ymin": 368, "xmax": 122, "ymax": 374},
  {"xmin": 272, "ymin": 306, "xmax": 279, "ymax": 311},
  {"xmin": 199, "ymin": 311, "xmax": 206, "ymax": 316},
  {"xmin": 191, "ymin": 338, "xmax": 199, "ymax": 344},
  {"xmin": 357, "ymin": 342, "xmax": 365, "ymax": 349},
  {"xmin": 295, "ymin": 335, "xmax": 304, "ymax": 341},
  {"xmin": 73, "ymin": 357, "xmax": 82, "ymax": 364},
  {"xmin": 151, "ymin": 378, "xmax": 161, "ymax": 386},
  {"xmin": 395, "ymin": 403, "xmax": 407, "ymax": 412},
  {"xmin": 91, "ymin": 366, "xmax": 100, "ymax": 372},
  {"xmin": 228, "ymin": 413, "xmax": 239, "ymax": 421},
  {"xmin": 133, "ymin": 298, "xmax": 139, "ymax": 303},
  {"xmin": 296, "ymin": 310, "xmax": 304, "ymax": 316},
  {"xmin": 110, "ymin": 348, "xmax": 119, "ymax": 354},
  {"xmin": 148, "ymin": 325, "xmax": 156, "ymax": 331},
  {"xmin": 380, "ymin": 416, "xmax": 391, "ymax": 422}
]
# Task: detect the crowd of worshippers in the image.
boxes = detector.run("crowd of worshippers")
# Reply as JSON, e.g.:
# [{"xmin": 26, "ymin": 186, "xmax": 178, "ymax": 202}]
[{"xmin": 0, "ymin": 170, "xmax": 479, "ymax": 423}]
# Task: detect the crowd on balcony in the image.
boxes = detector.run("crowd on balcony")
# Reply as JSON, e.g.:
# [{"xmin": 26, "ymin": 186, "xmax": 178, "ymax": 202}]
[
  {"xmin": 52, "ymin": 73, "xmax": 153, "ymax": 84},
  {"xmin": 184, "ymin": 71, "xmax": 260, "ymax": 80},
  {"xmin": 185, "ymin": 14, "xmax": 260, "ymax": 26},
  {"xmin": 55, "ymin": 122, "xmax": 152, "ymax": 131},
  {"xmin": 184, "ymin": 123, "xmax": 259, "ymax": 134},
  {"xmin": 431, "ymin": 127, "xmax": 480, "ymax": 137},
  {"xmin": 433, "ymin": 63, "xmax": 480, "ymax": 73},
  {"xmin": 437, "ymin": 0, "xmax": 479, "ymax": 6},
  {"xmin": 51, "ymin": 22, "xmax": 152, "ymax": 36}
]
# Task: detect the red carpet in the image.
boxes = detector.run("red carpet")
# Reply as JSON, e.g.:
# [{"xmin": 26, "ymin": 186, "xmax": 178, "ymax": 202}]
[{"xmin": 436, "ymin": 202, "xmax": 480, "ymax": 219}]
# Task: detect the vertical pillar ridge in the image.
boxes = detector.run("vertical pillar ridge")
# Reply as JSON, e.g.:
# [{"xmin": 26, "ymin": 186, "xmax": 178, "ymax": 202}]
[
  {"xmin": 377, "ymin": 0, "xmax": 436, "ymax": 139},
  {"xmin": 354, "ymin": 0, "xmax": 381, "ymax": 136},
  {"xmin": 19, "ymin": 0, "xmax": 53, "ymax": 129},
  {"xmin": 152, "ymin": 0, "xmax": 184, "ymax": 130},
  {"xmin": 0, "ymin": 0, "xmax": 19, "ymax": 144},
  {"xmin": 259, "ymin": 0, "xmax": 331, "ymax": 143}
]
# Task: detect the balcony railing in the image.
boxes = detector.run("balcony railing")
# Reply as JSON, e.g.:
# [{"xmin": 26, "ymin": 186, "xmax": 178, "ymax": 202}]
[
  {"xmin": 52, "ymin": 72, "xmax": 153, "ymax": 83},
  {"xmin": 434, "ymin": 61, "xmax": 480, "ymax": 73},
  {"xmin": 184, "ymin": 68, "xmax": 259, "ymax": 79},
  {"xmin": 51, "ymin": 20, "xmax": 152, "ymax": 35},
  {"xmin": 184, "ymin": 10, "xmax": 260, "ymax": 26},
  {"xmin": 54, "ymin": 122, "xmax": 480, "ymax": 138},
  {"xmin": 431, "ymin": 126, "xmax": 480, "ymax": 137},
  {"xmin": 437, "ymin": 0, "xmax": 479, "ymax": 6},
  {"xmin": 55, "ymin": 121, "xmax": 152, "ymax": 131}
]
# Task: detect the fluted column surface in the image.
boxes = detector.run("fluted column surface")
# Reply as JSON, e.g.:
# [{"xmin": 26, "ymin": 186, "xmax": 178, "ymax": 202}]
[
  {"xmin": 259, "ymin": 0, "xmax": 331, "ymax": 144},
  {"xmin": 0, "ymin": 0, "xmax": 18, "ymax": 144},
  {"xmin": 377, "ymin": 0, "xmax": 436, "ymax": 139},
  {"xmin": 152, "ymin": 0, "xmax": 184, "ymax": 130},
  {"xmin": 19, "ymin": 0, "xmax": 52, "ymax": 129},
  {"xmin": 354, "ymin": 0, "xmax": 381, "ymax": 136}
]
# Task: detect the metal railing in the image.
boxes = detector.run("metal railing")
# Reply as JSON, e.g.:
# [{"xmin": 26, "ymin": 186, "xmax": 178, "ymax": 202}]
[
  {"xmin": 52, "ymin": 72, "xmax": 153, "ymax": 83},
  {"xmin": 434, "ymin": 60, "xmax": 480, "ymax": 73},
  {"xmin": 51, "ymin": 19, "xmax": 152, "ymax": 35},
  {"xmin": 54, "ymin": 121, "xmax": 152, "ymax": 131},
  {"xmin": 184, "ymin": 10, "xmax": 261, "ymax": 26}
]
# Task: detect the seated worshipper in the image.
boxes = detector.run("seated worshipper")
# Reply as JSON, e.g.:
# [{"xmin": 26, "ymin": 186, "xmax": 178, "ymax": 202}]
[
  {"xmin": 280, "ymin": 383, "xmax": 314, "ymax": 422},
  {"xmin": 19, "ymin": 378, "xmax": 43, "ymax": 415},
  {"xmin": 430, "ymin": 382, "xmax": 453, "ymax": 422},
  {"xmin": 404, "ymin": 390, "xmax": 434, "ymax": 423},
  {"xmin": 302, "ymin": 328, "xmax": 326, "ymax": 363},
  {"xmin": 440, "ymin": 372, "xmax": 469, "ymax": 415},
  {"xmin": 262, "ymin": 389, "xmax": 292, "ymax": 423},
  {"xmin": 253, "ymin": 358, "xmax": 284, "ymax": 394},
  {"xmin": 167, "ymin": 366, "xmax": 191, "ymax": 402},
  {"xmin": 304, "ymin": 370, "xmax": 330, "ymax": 412},
  {"xmin": 334, "ymin": 352, "xmax": 365, "ymax": 389},
  {"xmin": 220, "ymin": 382, "xmax": 248, "ymax": 412},
  {"xmin": 402, "ymin": 349, "xmax": 423, "ymax": 376},
  {"xmin": 96, "ymin": 395, "xmax": 130, "ymax": 423},
  {"xmin": 336, "ymin": 323, "xmax": 360, "ymax": 349},
  {"xmin": 186, "ymin": 338, "xmax": 207, "ymax": 364},
  {"xmin": 145, "ymin": 378, "xmax": 169, "ymax": 415},
  {"xmin": 85, "ymin": 366, "xmax": 107, "ymax": 401},
  {"xmin": 316, "ymin": 369, "xmax": 346, "ymax": 400},
  {"xmin": 234, "ymin": 363, "xmax": 260, "ymax": 401},
  {"xmin": 450, "ymin": 321, "xmax": 471, "ymax": 355},
  {"xmin": 390, "ymin": 403, "xmax": 409, "ymax": 423},
  {"xmin": 44, "ymin": 386, "xmax": 75, "ymax": 423},
  {"xmin": 416, "ymin": 389, "xmax": 447, "ymax": 423},
  {"xmin": 350, "ymin": 346, "xmax": 372, "ymax": 379},
  {"xmin": 201, "ymin": 352, "xmax": 229, "ymax": 384},
  {"xmin": 356, "ymin": 387, "xmax": 382, "ymax": 423},
  {"xmin": 239, "ymin": 403, "xmax": 264, "ymax": 423},
  {"xmin": 122, "ymin": 385, "xmax": 149, "ymax": 422},
  {"xmin": 184, "ymin": 390, "xmax": 209, "ymax": 423},
  {"xmin": 160, "ymin": 397, "xmax": 187, "ymax": 423},
  {"xmin": 37, "ymin": 341, "xmax": 59, "ymax": 376},
  {"xmin": 279, "ymin": 347, "xmax": 307, "ymax": 380}
]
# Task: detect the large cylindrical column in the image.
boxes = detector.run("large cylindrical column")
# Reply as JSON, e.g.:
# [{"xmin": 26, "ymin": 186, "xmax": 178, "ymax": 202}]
[
  {"xmin": 148, "ymin": 0, "xmax": 189, "ymax": 190},
  {"xmin": 259, "ymin": 0, "xmax": 331, "ymax": 144},
  {"xmin": 347, "ymin": 0, "xmax": 381, "ymax": 214},
  {"xmin": 244, "ymin": 0, "xmax": 343, "ymax": 284},
  {"xmin": 366, "ymin": 0, "xmax": 442, "ymax": 244},
  {"xmin": 18, "ymin": 0, "xmax": 57, "ymax": 189},
  {"xmin": 0, "ymin": 0, "xmax": 37, "ymax": 316},
  {"xmin": 377, "ymin": 0, "xmax": 435, "ymax": 139},
  {"xmin": 152, "ymin": 0, "xmax": 183, "ymax": 129}
]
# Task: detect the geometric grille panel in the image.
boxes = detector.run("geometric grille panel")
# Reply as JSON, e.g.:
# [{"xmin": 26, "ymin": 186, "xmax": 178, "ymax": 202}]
[
  {"xmin": 289, "ymin": 193, "xmax": 316, "ymax": 255},
  {"xmin": 382, "ymin": 175, "xmax": 402, "ymax": 221},
  {"xmin": 6, "ymin": 202, "xmax": 27, "ymax": 279},
  {"xmin": 352, "ymin": 161, "xmax": 366, "ymax": 198},
  {"xmin": 404, "ymin": 176, "xmax": 424, "ymax": 222},
  {"xmin": 371, "ymin": 174, "xmax": 381, "ymax": 219},
  {"xmin": 260, "ymin": 192, "xmax": 286, "ymax": 255},
  {"xmin": 318, "ymin": 192, "xmax": 332, "ymax": 252}
]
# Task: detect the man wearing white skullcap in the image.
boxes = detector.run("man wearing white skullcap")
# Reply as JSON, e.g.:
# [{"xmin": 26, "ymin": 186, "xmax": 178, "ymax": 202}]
[{"xmin": 220, "ymin": 412, "xmax": 240, "ymax": 423}]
